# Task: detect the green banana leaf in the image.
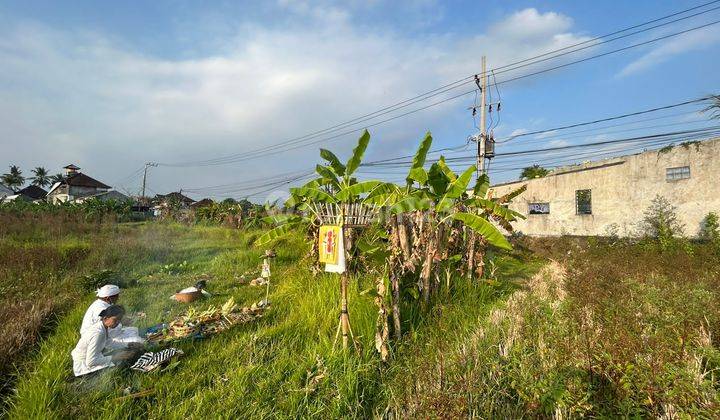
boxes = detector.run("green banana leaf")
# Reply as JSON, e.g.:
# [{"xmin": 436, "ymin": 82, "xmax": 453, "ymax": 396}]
[
  {"xmin": 473, "ymin": 173, "xmax": 490, "ymax": 198},
  {"xmin": 315, "ymin": 164, "xmax": 340, "ymax": 186},
  {"xmin": 436, "ymin": 157, "xmax": 457, "ymax": 181},
  {"xmin": 390, "ymin": 196, "xmax": 431, "ymax": 214},
  {"xmin": 255, "ymin": 222, "xmax": 301, "ymax": 246},
  {"xmin": 336, "ymin": 180, "xmax": 382, "ymax": 201},
  {"xmin": 345, "ymin": 130, "xmax": 370, "ymax": 177},
  {"xmin": 427, "ymin": 162, "xmax": 449, "ymax": 196},
  {"xmin": 289, "ymin": 186, "xmax": 337, "ymax": 203},
  {"xmin": 406, "ymin": 167, "xmax": 428, "ymax": 185},
  {"xmin": 435, "ymin": 165, "xmax": 475, "ymax": 212},
  {"xmin": 320, "ymin": 148, "xmax": 346, "ymax": 176},
  {"xmin": 452, "ymin": 212, "xmax": 512, "ymax": 250}
]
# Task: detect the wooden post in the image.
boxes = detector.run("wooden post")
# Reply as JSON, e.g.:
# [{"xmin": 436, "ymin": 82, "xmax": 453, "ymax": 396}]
[{"xmin": 340, "ymin": 272, "xmax": 350, "ymax": 349}]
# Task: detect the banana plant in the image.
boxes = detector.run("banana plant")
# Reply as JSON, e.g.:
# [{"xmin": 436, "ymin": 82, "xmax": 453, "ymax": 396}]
[
  {"xmin": 256, "ymin": 130, "xmax": 380, "ymax": 246},
  {"xmin": 361, "ymin": 132, "xmax": 526, "ymax": 306}
]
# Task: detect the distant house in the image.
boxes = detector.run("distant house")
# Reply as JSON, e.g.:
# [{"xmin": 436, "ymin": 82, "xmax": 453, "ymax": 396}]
[
  {"xmin": 153, "ymin": 192, "xmax": 195, "ymax": 207},
  {"xmin": 73, "ymin": 190, "xmax": 131, "ymax": 203},
  {"xmin": 47, "ymin": 164, "xmax": 112, "ymax": 204},
  {"xmin": 190, "ymin": 198, "xmax": 214, "ymax": 209},
  {"xmin": 152, "ymin": 191, "xmax": 195, "ymax": 217},
  {"xmin": 16, "ymin": 185, "xmax": 48, "ymax": 202}
]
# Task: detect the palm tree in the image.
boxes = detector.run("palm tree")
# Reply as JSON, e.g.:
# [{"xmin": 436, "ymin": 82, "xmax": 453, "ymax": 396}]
[
  {"xmin": 49, "ymin": 173, "xmax": 65, "ymax": 184},
  {"xmin": 1, "ymin": 165, "xmax": 25, "ymax": 191},
  {"xmin": 31, "ymin": 167, "xmax": 50, "ymax": 187},
  {"xmin": 520, "ymin": 164, "xmax": 549, "ymax": 180}
]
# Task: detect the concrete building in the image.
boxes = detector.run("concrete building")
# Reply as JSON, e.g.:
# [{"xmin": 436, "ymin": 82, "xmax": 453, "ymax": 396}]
[{"xmin": 489, "ymin": 137, "xmax": 720, "ymax": 237}]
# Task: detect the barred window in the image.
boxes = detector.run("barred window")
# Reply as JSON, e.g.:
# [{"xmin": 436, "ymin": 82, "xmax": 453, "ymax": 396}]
[
  {"xmin": 666, "ymin": 166, "xmax": 690, "ymax": 181},
  {"xmin": 576, "ymin": 189, "xmax": 592, "ymax": 215},
  {"xmin": 528, "ymin": 202, "xmax": 550, "ymax": 214}
]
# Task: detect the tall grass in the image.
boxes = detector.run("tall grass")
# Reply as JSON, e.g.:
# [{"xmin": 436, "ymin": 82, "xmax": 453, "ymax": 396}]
[{"xmin": 6, "ymin": 219, "xmax": 718, "ymax": 417}]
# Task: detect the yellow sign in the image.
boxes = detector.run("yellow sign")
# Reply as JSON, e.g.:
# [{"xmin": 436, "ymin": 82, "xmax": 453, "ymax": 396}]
[{"xmin": 319, "ymin": 225, "xmax": 341, "ymax": 264}]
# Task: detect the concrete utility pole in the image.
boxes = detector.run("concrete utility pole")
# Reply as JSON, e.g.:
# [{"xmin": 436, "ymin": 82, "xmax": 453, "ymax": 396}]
[
  {"xmin": 141, "ymin": 162, "xmax": 157, "ymax": 203},
  {"xmin": 477, "ymin": 56, "xmax": 488, "ymax": 178}
]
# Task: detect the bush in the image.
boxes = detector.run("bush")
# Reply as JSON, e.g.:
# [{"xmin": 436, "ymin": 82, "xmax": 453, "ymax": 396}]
[
  {"xmin": 638, "ymin": 195, "xmax": 687, "ymax": 251},
  {"xmin": 700, "ymin": 212, "xmax": 720, "ymax": 245}
]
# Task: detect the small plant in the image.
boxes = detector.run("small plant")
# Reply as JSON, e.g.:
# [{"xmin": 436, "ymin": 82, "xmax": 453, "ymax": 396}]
[
  {"xmin": 700, "ymin": 212, "xmax": 720, "ymax": 246},
  {"xmin": 638, "ymin": 195, "xmax": 686, "ymax": 251},
  {"xmin": 160, "ymin": 260, "xmax": 191, "ymax": 275}
]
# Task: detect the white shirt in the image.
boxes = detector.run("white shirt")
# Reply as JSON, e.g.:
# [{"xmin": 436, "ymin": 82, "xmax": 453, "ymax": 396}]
[
  {"xmin": 80, "ymin": 299, "xmax": 144, "ymax": 349},
  {"xmin": 81, "ymin": 299, "xmax": 116, "ymax": 333},
  {"xmin": 71, "ymin": 321, "xmax": 114, "ymax": 376}
]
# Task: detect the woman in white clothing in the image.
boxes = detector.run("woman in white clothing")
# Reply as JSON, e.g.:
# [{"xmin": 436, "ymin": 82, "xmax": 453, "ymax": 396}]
[{"xmin": 71, "ymin": 305, "xmax": 125, "ymax": 377}]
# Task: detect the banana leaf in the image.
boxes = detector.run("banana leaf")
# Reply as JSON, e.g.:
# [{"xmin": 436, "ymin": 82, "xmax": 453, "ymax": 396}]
[
  {"xmin": 452, "ymin": 212, "xmax": 512, "ymax": 250},
  {"xmin": 345, "ymin": 130, "xmax": 370, "ymax": 177},
  {"xmin": 320, "ymin": 148, "xmax": 346, "ymax": 176}
]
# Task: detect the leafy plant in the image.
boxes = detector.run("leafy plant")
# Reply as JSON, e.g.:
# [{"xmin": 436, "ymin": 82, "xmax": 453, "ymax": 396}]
[
  {"xmin": 638, "ymin": 195, "xmax": 685, "ymax": 251},
  {"xmin": 519, "ymin": 164, "xmax": 549, "ymax": 180},
  {"xmin": 1, "ymin": 165, "xmax": 25, "ymax": 191},
  {"xmin": 700, "ymin": 212, "xmax": 720, "ymax": 246}
]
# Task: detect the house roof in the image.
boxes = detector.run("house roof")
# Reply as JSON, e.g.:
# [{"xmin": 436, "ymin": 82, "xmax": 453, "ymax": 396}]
[
  {"xmin": 155, "ymin": 192, "xmax": 195, "ymax": 204},
  {"xmin": 63, "ymin": 172, "xmax": 111, "ymax": 189},
  {"xmin": 64, "ymin": 164, "xmax": 81, "ymax": 170},
  {"xmin": 190, "ymin": 198, "xmax": 214, "ymax": 208},
  {"xmin": 75, "ymin": 190, "xmax": 130, "ymax": 202},
  {"xmin": 17, "ymin": 185, "xmax": 48, "ymax": 200}
]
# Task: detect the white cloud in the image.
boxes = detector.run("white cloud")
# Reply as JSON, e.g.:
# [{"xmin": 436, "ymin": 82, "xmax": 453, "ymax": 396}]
[
  {"xmin": 618, "ymin": 25, "xmax": 720, "ymax": 77},
  {"xmin": 0, "ymin": 7, "xmax": 593, "ymax": 199},
  {"xmin": 509, "ymin": 128, "xmax": 529, "ymax": 137},
  {"xmin": 534, "ymin": 130, "xmax": 558, "ymax": 139}
]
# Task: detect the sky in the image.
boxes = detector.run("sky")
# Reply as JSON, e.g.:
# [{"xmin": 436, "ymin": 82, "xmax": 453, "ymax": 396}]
[{"xmin": 1, "ymin": 0, "xmax": 720, "ymax": 201}]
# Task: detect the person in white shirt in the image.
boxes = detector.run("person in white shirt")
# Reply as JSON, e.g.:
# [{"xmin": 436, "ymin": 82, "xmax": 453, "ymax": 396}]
[
  {"xmin": 81, "ymin": 284, "xmax": 145, "ymax": 349},
  {"xmin": 71, "ymin": 305, "xmax": 125, "ymax": 376}
]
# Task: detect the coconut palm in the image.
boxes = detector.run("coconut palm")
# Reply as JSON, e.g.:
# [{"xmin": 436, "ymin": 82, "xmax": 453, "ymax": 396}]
[
  {"xmin": 49, "ymin": 173, "xmax": 65, "ymax": 184},
  {"xmin": 31, "ymin": 167, "xmax": 50, "ymax": 187},
  {"xmin": 1, "ymin": 165, "xmax": 25, "ymax": 191}
]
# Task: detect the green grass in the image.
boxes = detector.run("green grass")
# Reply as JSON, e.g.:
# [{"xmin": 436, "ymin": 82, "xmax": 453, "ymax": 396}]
[
  {"xmin": 8, "ymin": 222, "xmax": 717, "ymax": 417},
  {"xmin": 5, "ymin": 223, "xmax": 523, "ymax": 418}
]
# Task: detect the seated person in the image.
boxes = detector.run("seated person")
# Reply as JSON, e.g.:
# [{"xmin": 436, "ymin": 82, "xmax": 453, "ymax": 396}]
[
  {"xmin": 81, "ymin": 284, "xmax": 144, "ymax": 349},
  {"xmin": 72, "ymin": 305, "xmax": 134, "ymax": 376}
]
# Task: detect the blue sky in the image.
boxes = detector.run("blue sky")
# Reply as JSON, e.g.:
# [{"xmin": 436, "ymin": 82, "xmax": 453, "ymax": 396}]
[{"xmin": 1, "ymin": 0, "xmax": 719, "ymax": 200}]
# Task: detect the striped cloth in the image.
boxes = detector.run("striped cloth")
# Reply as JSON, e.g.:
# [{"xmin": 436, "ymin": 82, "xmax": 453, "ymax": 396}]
[{"xmin": 130, "ymin": 348, "xmax": 184, "ymax": 372}]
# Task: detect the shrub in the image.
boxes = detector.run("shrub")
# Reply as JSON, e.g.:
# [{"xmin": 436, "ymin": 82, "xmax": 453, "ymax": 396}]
[
  {"xmin": 638, "ymin": 195, "xmax": 687, "ymax": 251},
  {"xmin": 699, "ymin": 212, "xmax": 720, "ymax": 245}
]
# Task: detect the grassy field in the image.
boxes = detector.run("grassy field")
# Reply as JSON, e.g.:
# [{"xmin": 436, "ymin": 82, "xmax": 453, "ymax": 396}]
[{"xmin": 3, "ymin": 218, "xmax": 720, "ymax": 418}]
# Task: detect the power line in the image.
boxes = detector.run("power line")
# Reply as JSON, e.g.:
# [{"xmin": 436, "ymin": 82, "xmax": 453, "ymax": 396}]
[
  {"xmin": 362, "ymin": 126, "xmax": 720, "ymax": 167},
  {"xmin": 155, "ymin": 5, "xmax": 720, "ymax": 168},
  {"xmin": 363, "ymin": 97, "xmax": 710, "ymax": 166},
  {"xmin": 181, "ymin": 126, "xmax": 720, "ymax": 197}
]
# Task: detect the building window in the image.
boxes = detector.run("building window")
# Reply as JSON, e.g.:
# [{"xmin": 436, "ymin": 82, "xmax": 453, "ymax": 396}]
[
  {"xmin": 666, "ymin": 166, "xmax": 690, "ymax": 181},
  {"xmin": 528, "ymin": 202, "xmax": 550, "ymax": 214},
  {"xmin": 576, "ymin": 189, "xmax": 592, "ymax": 215}
]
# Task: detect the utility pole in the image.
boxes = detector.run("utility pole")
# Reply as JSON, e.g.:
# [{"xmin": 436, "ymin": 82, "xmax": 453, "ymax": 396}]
[
  {"xmin": 141, "ymin": 162, "xmax": 157, "ymax": 204},
  {"xmin": 477, "ymin": 55, "xmax": 488, "ymax": 178}
]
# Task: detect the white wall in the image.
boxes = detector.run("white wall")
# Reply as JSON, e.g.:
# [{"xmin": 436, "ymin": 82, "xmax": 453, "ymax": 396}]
[{"xmin": 490, "ymin": 138, "xmax": 720, "ymax": 237}]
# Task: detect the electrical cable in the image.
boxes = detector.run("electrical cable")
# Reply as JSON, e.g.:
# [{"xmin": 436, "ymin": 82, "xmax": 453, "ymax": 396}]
[{"xmin": 154, "ymin": 5, "xmax": 720, "ymax": 168}]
